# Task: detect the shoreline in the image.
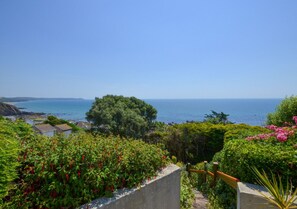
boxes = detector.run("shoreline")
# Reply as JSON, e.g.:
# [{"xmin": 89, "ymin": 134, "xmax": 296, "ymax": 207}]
[{"xmin": 2, "ymin": 99, "xmax": 279, "ymax": 126}]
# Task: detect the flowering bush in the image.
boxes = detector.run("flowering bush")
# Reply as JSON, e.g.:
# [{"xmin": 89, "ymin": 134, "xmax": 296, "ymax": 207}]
[
  {"xmin": 210, "ymin": 138, "xmax": 297, "ymax": 209},
  {"xmin": 246, "ymin": 116, "xmax": 297, "ymax": 143},
  {"xmin": 2, "ymin": 133, "xmax": 169, "ymax": 209},
  {"xmin": 207, "ymin": 117, "xmax": 297, "ymax": 209}
]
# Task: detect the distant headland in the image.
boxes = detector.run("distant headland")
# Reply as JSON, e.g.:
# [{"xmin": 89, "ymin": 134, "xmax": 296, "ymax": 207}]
[
  {"xmin": 0, "ymin": 102, "xmax": 45, "ymax": 116},
  {"xmin": 0, "ymin": 97, "xmax": 85, "ymax": 103}
]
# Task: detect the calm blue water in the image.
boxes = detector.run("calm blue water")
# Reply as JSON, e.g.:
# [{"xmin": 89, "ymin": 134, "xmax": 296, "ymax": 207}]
[{"xmin": 15, "ymin": 99, "xmax": 282, "ymax": 126}]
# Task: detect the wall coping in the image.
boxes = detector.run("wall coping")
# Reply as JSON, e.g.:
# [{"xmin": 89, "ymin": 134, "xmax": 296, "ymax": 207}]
[
  {"xmin": 237, "ymin": 182, "xmax": 297, "ymax": 209},
  {"xmin": 79, "ymin": 164, "xmax": 180, "ymax": 209}
]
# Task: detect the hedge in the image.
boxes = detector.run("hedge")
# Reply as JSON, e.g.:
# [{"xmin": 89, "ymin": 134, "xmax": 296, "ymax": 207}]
[
  {"xmin": 2, "ymin": 132, "xmax": 169, "ymax": 208},
  {"xmin": 146, "ymin": 122, "xmax": 267, "ymax": 164},
  {"xmin": 206, "ymin": 133, "xmax": 297, "ymax": 208},
  {"xmin": 0, "ymin": 118, "xmax": 33, "ymax": 202}
]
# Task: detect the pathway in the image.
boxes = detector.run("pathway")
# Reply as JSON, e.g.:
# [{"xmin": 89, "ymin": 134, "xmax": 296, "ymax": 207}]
[{"xmin": 192, "ymin": 190, "xmax": 209, "ymax": 209}]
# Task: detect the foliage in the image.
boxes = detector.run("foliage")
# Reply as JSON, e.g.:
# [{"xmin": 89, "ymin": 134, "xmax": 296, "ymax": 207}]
[
  {"xmin": 267, "ymin": 96, "xmax": 297, "ymax": 126},
  {"xmin": 252, "ymin": 167, "xmax": 297, "ymax": 209},
  {"xmin": 2, "ymin": 132, "xmax": 168, "ymax": 208},
  {"xmin": 204, "ymin": 110, "xmax": 233, "ymax": 124},
  {"xmin": 223, "ymin": 124, "xmax": 268, "ymax": 144},
  {"xmin": 45, "ymin": 115, "xmax": 80, "ymax": 132},
  {"xmin": 86, "ymin": 95, "xmax": 157, "ymax": 139},
  {"xmin": 188, "ymin": 118, "xmax": 297, "ymax": 209},
  {"xmin": 175, "ymin": 162, "xmax": 195, "ymax": 209},
  {"xmin": 145, "ymin": 122, "xmax": 267, "ymax": 165},
  {"xmin": 0, "ymin": 118, "xmax": 33, "ymax": 202},
  {"xmin": 189, "ymin": 162, "xmax": 236, "ymax": 209},
  {"xmin": 143, "ymin": 121, "xmax": 169, "ymax": 144},
  {"xmin": 163, "ymin": 122, "xmax": 227, "ymax": 164},
  {"xmin": 180, "ymin": 171, "xmax": 195, "ymax": 209},
  {"xmin": 188, "ymin": 162, "xmax": 205, "ymax": 190},
  {"xmin": 184, "ymin": 113, "xmax": 297, "ymax": 209},
  {"xmin": 207, "ymin": 135, "xmax": 297, "ymax": 209},
  {"xmin": 247, "ymin": 117, "xmax": 297, "ymax": 143},
  {"xmin": 206, "ymin": 181, "xmax": 236, "ymax": 209},
  {"xmin": 0, "ymin": 119, "xmax": 20, "ymax": 201}
]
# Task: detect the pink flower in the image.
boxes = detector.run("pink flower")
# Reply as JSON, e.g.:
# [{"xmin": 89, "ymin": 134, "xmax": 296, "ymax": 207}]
[
  {"xmin": 247, "ymin": 121, "xmax": 296, "ymax": 143},
  {"xmin": 276, "ymin": 133, "xmax": 288, "ymax": 142},
  {"xmin": 293, "ymin": 116, "xmax": 297, "ymax": 125},
  {"xmin": 266, "ymin": 125, "xmax": 277, "ymax": 131},
  {"xmin": 275, "ymin": 127, "xmax": 285, "ymax": 133},
  {"xmin": 246, "ymin": 136, "xmax": 255, "ymax": 141}
]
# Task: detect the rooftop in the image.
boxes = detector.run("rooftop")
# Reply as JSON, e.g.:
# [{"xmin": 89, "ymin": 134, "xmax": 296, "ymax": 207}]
[
  {"xmin": 55, "ymin": 124, "xmax": 72, "ymax": 131},
  {"xmin": 34, "ymin": 124, "xmax": 56, "ymax": 133}
]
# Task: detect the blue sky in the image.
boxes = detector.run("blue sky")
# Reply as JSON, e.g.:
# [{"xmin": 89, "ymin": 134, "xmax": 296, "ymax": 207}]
[{"xmin": 0, "ymin": 0, "xmax": 296, "ymax": 99}]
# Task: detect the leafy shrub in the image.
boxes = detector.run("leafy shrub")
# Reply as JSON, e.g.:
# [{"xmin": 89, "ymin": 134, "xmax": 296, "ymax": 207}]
[
  {"xmin": 0, "ymin": 118, "xmax": 33, "ymax": 202},
  {"xmin": 3, "ymin": 133, "xmax": 169, "ymax": 208},
  {"xmin": 247, "ymin": 121, "xmax": 297, "ymax": 144},
  {"xmin": 224, "ymin": 124, "xmax": 268, "ymax": 143},
  {"xmin": 163, "ymin": 122, "xmax": 227, "ymax": 164},
  {"xmin": 175, "ymin": 162, "xmax": 195, "ymax": 209},
  {"xmin": 267, "ymin": 96, "xmax": 297, "ymax": 126},
  {"xmin": 208, "ymin": 136, "xmax": 297, "ymax": 209},
  {"xmin": 188, "ymin": 161, "xmax": 235, "ymax": 209},
  {"xmin": 186, "ymin": 115, "xmax": 297, "ymax": 209},
  {"xmin": 0, "ymin": 119, "xmax": 20, "ymax": 201},
  {"xmin": 180, "ymin": 171, "xmax": 195, "ymax": 209},
  {"xmin": 157, "ymin": 122, "xmax": 265, "ymax": 164},
  {"xmin": 189, "ymin": 118, "xmax": 297, "ymax": 209}
]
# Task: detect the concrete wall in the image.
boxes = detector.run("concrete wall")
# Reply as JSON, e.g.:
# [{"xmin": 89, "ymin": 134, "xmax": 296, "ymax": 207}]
[
  {"xmin": 237, "ymin": 182, "xmax": 297, "ymax": 209},
  {"xmin": 79, "ymin": 164, "xmax": 181, "ymax": 209}
]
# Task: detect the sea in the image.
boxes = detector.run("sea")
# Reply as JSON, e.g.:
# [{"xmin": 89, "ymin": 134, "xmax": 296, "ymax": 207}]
[{"xmin": 14, "ymin": 99, "xmax": 282, "ymax": 126}]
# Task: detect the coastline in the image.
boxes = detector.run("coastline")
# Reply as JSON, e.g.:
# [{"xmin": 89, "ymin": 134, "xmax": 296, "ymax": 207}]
[
  {"xmin": 2, "ymin": 98, "xmax": 281, "ymax": 126},
  {"xmin": 0, "ymin": 101, "xmax": 46, "ymax": 118}
]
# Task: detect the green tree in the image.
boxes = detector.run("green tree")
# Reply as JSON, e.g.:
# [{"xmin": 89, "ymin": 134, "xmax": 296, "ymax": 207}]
[
  {"xmin": 267, "ymin": 96, "xmax": 297, "ymax": 126},
  {"xmin": 204, "ymin": 110, "xmax": 232, "ymax": 124},
  {"xmin": 86, "ymin": 95, "xmax": 157, "ymax": 138}
]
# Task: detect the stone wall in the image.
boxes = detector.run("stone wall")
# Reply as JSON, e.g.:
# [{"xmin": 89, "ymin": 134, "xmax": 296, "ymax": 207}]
[
  {"xmin": 79, "ymin": 164, "xmax": 181, "ymax": 209},
  {"xmin": 237, "ymin": 182, "xmax": 297, "ymax": 209}
]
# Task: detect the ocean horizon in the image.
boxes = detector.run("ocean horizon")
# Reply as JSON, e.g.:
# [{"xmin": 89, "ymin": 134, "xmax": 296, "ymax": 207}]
[{"xmin": 14, "ymin": 98, "xmax": 282, "ymax": 126}]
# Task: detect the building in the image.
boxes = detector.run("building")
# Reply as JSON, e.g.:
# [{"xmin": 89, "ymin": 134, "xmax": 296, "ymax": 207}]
[
  {"xmin": 54, "ymin": 124, "xmax": 72, "ymax": 136},
  {"xmin": 23, "ymin": 115, "xmax": 46, "ymax": 125},
  {"xmin": 3, "ymin": 116, "xmax": 17, "ymax": 121},
  {"xmin": 34, "ymin": 124, "xmax": 56, "ymax": 137},
  {"xmin": 76, "ymin": 121, "xmax": 92, "ymax": 130}
]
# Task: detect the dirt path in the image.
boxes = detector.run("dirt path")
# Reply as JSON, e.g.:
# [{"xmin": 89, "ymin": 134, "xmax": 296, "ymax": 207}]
[{"xmin": 192, "ymin": 190, "xmax": 208, "ymax": 209}]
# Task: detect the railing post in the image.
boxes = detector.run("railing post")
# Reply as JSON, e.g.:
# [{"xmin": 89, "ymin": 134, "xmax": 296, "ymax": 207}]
[
  {"xmin": 212, "ymin": 162, "xmax": 219, "ymax": 187},
  {"xmin": 203, "ymin": 161, "xmax": 208, "ymax": 183},
  {"xmin": 186, "ymin": 163, "xmax": 191, "ymax": 177}
]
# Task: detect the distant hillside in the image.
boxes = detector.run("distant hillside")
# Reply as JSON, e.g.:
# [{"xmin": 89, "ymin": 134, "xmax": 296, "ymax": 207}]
[
  {"xmin": 0, "ymin": 102, "xmax": 22, "ymax": 116},
  {"xmin": 0, "ymin": 97, "xmax": 84, "ymax": 103}
]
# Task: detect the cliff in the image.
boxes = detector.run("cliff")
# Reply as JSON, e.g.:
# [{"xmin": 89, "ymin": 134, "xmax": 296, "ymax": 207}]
[{"xmin": 0, "ymin": 102, "xmax": 22, "ymax": 116}]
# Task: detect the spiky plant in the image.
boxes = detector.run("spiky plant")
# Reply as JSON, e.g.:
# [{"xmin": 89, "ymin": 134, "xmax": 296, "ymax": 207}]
[{"xmin": 252, "ymin": 167, "xmax": 297, "ymax": 209}]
